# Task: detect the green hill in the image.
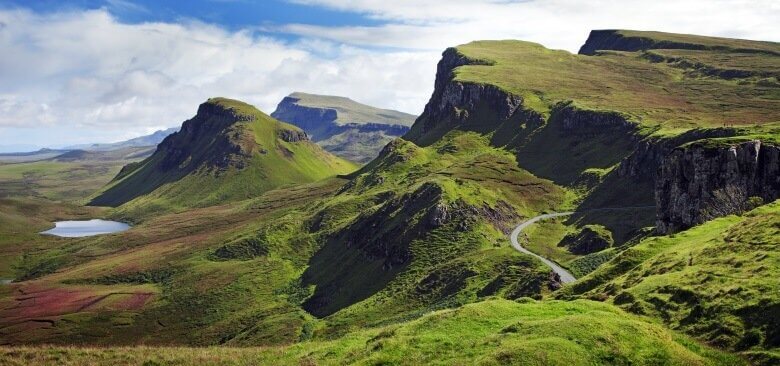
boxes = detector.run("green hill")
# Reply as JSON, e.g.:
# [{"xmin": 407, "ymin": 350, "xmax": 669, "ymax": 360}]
[
  {"xmin": 89, "ymin": 98, "xmax": 356, "ymax": 213},
  {"xmin": 1, "ymin": 30, "xmax": 778, "ymax": 365}
]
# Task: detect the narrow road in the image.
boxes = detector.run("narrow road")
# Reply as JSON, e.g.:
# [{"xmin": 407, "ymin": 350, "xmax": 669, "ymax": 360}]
[
  {"xmin": 510, "ymin": 212, "xmax": 576, "ymax": 283},
  {"xmin": 509, "ymin": 206, "xmax": 655, "ymax": 284}
]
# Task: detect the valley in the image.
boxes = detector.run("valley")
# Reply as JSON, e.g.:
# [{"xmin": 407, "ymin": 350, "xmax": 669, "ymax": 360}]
[{"xmin": 0, "ymin": 29, "xmax": 778, "ymax": 366}]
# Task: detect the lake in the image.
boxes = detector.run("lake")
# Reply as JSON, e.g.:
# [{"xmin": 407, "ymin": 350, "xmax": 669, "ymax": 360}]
[{"xmin": 41, "ymin": 219, "xmax": 131, "ymax": 238}]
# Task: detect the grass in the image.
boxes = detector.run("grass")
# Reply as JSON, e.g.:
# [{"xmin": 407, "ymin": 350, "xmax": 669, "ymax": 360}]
[
  {"xmin": 90, "ymin": 98, "xmax": 357, "ymax": 215},
  {"xmin": 0, "ymin": 299, "xmax": 743, "ymax": 365},
  {"xmin": 453, "ymin": 37, "xmax": 780, "ymax": 134},
  {"xmin": 0, "ymin": 160, "xmax": 131, "ymax": 202},
  {"xmin": 560, "ymin": 200, "xmax": 780, "ymax": 357},
  {"xmin": 0, "ymin": 129, "xmax": 570, "ymax": 347}
]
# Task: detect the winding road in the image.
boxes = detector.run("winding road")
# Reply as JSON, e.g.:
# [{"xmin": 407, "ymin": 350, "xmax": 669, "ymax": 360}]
[
  {"xmin": 510, "ymin": 212, "xmax": 576, "ymax": 283},
  {"xmin": 509, "ymin": 206, "xmax": 655, "ymax": 284}
]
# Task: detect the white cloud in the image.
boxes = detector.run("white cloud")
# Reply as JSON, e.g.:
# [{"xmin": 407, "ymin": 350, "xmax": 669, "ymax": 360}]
[
  {"xmin": 1, "ymin": 1, "xmax": 779, "ymax": 148},
  {"xmin": 0, "ymin": 8, "xmax": 437, "ymax": 146},
  {"xmin": 284, "ymin": 0, "xmax": 780, "ymax": 52}
]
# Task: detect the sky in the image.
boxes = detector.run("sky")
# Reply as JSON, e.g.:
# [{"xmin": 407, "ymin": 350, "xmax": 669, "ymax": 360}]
[{"xmin": 1, "ymin": 0, "xmax": 779, "ymax": 151}]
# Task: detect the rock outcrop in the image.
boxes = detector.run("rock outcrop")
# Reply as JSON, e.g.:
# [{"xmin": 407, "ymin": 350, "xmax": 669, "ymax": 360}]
[
  {"xmin": 407, "ymin": 48, "xmax": 543, "ymax": 144},
  {"xmin": 656, "ymin": 140, "xmax": 780, "ymax": 233},
  {"xmin": 559, "ymin": 225, "xmax": 614, "ymax": 254}
]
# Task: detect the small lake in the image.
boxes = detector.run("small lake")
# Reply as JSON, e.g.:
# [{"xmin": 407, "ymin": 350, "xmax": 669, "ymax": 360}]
[{"xmin": 41, "ymin": 219, "xmax": 131, "ymax": 238}]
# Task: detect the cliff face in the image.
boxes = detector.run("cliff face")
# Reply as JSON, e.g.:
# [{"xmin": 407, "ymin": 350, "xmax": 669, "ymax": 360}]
[
  {"xmin": 158, "ymin": 101, "xmax": 258, "ymax": 172},
  {"xmin": 271, "ymin": 96, "xmax": 338, "ymax": 136},
  {"xmin": 407, "ymin": 44, "xmax": 779, "ymax": 239},
  {"xmin": 406, "ymin": 48, "xmax": 542, "ymax": 144},
  {"xmin": 656, "ymin": 140, "xmax": 780, "ymax": 233},
  {"xmin": 578, "ymin": 30, "xmax": 709, "ymax": 55}
]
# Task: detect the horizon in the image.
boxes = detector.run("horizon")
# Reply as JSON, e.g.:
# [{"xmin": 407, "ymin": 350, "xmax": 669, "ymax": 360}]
[{"xmin": 1, "ymin": 0, "xmax": 779, "ymax": 151}]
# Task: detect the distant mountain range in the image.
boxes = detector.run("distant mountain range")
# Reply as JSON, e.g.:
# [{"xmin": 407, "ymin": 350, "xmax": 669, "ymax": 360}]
[
  {"xmin": 272, "ymin": 92, "xmax": 416, "ymax": 163},
  {"xmin": 64, "ymin": 127, "xmax": 179, "ymax": 151},
  {"xmin": 0, "ymin": 128, "xmax": 178, "ymax": 163}
]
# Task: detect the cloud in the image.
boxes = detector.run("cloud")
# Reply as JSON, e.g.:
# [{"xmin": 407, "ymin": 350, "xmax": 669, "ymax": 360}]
[
  {"xmin": 284, "ymin": 0, "xmax": 780, "ymax": 52},
  {"xmin": 2, "ymin": 0, "xmax": 779, "ymax": 148},
  {"xmin": 0, "ymin": 8, "xmax": 437, "ymax": 146}
]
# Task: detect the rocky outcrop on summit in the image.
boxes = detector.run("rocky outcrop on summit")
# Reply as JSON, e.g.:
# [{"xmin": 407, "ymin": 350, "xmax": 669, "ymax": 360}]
[
  {"xmin": 157, "ymin": 101, "xmax": 257, "ymax": 172},
  {"xmin": 656, "ymin": 140, "xmax": 780, "ymax": 233}
]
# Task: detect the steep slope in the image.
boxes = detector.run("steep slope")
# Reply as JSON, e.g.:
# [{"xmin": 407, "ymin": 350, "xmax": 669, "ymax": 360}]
[
  {"xmin": 405, "ymin": 30, "xmax": 780, "ymax": 241},
  {"xmin": 89, "ymin": 98, "xmax": 356, "ymax": 211},
  {"xmin": 272, "ymin": 92, "xmax": 416, "ymax": 162}
]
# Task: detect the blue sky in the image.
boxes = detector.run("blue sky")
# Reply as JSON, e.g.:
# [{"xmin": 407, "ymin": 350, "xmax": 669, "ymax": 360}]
[
  {"xmin": 3, "ymin": 0, "xmax": 383, "ymax": 31},
  {"xmin": 1, "ymin": 0, "xmax": 779, "ymax": 151}
]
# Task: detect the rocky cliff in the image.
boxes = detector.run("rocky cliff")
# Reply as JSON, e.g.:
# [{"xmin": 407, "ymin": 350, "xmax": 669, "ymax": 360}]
[
  {"xmin": 656, "ymin": 140, "xmax": 780, "ymax": 233},
  {"xmin": 406, "ymin": 48, "xmax": 543, "ymax": 145},
  {"xmin": 406, "ymin": 42, "xmax": 780, "ymax": 240}
]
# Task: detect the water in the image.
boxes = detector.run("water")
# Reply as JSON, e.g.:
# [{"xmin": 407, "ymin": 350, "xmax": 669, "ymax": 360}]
[{"xmin": 40, "ymin": 219, "xmax": 131, "ymax": 238}]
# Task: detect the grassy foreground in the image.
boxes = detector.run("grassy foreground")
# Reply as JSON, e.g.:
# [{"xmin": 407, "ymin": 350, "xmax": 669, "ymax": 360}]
[{"xmin": 0, "ymin": 299, "xmax": 742, "ymax": 366}]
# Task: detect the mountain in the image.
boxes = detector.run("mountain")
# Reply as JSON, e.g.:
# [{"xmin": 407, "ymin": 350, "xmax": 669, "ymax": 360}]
[
  {"xmin": 0, "ymin": 148, "xmax": 71, "ymax": 163},
  {"xmin": 65, "ymin": 128, "xmax": 179, "ymax": 152},
  {"xmin": 1, "ymin": 30, "xmax": 778, "ymax": 364},
  {"xmin": 271, "ymin": 92, "xmax": 416, "ymax": 163},
  {"xmin": 88, "ymin": 98, "xmax": 356, "ymax": 211}
]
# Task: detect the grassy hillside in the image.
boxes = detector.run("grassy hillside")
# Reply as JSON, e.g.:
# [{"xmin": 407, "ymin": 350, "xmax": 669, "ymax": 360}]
[
  {"xmin": 0, "ymin": 299, "xmax": 742, "ymax": 365},
  {"xmin": 0, "ymin": 130, "xmax": 570, "ymax": 346},
  {"xmin": 90, "ymin": 98, "xmax": 356, "ymax": 215},
  {"xmin": 558, "ymin": 201, "xmax": 779, "ymax": 362},
  {"xmin": 1, "ymin": 30, "xmax": 778, "ymax": 365}
]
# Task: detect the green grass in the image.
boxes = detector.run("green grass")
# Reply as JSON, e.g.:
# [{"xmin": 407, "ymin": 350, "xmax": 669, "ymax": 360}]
[
  {"xmin": 561, "ymin": 200, "xmax": 780, "ymax": 356},
  {"xmin": 0, "ymin": 160, "xmax": 130, "ymax": 202},
  {"xmin": 0, "ymin": 130, "xmax": 570, "ymax": 347},
  {"xmin": 0, "ymin": 299, "xmax": 743, "ymax": 365},
  {"xmin": 90, "ymin": 98, "xmax": 357, "ymax": 215},
  {"xmin": 453, "ymin": 38, "xmax": 780, "ymax": 134}
]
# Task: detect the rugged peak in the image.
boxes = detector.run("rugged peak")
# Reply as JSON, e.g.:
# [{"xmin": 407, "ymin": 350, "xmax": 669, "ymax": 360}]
[{"xmin": 90, "ymin": 97, "xmax": 355, "ymax": 208}]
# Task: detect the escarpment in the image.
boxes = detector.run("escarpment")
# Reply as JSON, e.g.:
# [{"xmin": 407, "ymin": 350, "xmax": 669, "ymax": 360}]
[
  {"xmin": 405, "ymin": 48, "xmax": 540, "ymax": 145},
  {"xmin": 656, "ymin": 140, "xmax": 780, "ymax": 233},
  {"xmin": 405, "ymin": 38, "xmax": 780, "ymax": 239}
]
